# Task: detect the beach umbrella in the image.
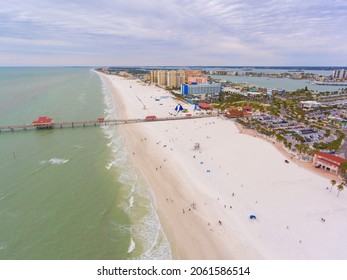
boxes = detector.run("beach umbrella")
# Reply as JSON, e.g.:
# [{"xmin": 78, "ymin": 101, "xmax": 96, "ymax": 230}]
[{"xmin": 175, "ymin": 104, "xmax": 184, "ymax": 115}]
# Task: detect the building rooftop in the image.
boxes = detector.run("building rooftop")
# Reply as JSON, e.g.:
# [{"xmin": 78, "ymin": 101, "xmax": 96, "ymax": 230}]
[
  {"xmin": 32, "ymin": 116, "xmax": 53, "ymax": 124},
  {"xmin": 315, "ymin": 152, "xmax": 346, "ymax": 165},
  {"xmin": 198, "ymin": 102, "xmax": 212, "ymax": 109}
]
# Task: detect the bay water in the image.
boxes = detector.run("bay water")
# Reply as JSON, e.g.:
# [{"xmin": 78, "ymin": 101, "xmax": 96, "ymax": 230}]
[
  {"xmin": 211, "ymin": 68, "xmax": 347, "ymax": 92},
  {"xmin": 0, "ymin": 67, "xmax": 171, "ymax": 259}
]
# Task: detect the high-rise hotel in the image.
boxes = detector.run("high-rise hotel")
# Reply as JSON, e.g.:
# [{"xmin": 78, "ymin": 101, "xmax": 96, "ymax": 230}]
[
  {"xmin": 150, "ymin": 69, "xmax": 186, "ymax": 88},
  {"xmin": 149, "ymin": 69, "xmax": 221, "ymax": 95},
  {"xmin": 332, "ymin": 69, "xmax": 347, "ymax": 80}
]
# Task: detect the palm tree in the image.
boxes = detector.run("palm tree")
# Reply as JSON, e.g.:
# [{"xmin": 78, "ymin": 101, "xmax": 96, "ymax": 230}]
[
  {"xmin": 330, "ymin": 179, "xmax": 336, "ymax": 192},
  {"xmin": 339, "ymin": 162, "xmax": 347, "ymax": 179},
  {"xmin": 337, "ymin": 184, "xmax": 344, "ymax": 197}
]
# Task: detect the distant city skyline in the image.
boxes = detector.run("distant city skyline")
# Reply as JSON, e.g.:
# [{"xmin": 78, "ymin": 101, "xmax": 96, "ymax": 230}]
[{"xmin": 1, "ymin": 0, "xmax": 347, "ymax": 66}]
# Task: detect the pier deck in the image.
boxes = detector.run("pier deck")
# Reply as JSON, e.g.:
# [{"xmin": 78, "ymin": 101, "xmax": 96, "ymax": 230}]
[{"xmin": 0, "ymin": 114, "xmax": 216, "ymax": 133}]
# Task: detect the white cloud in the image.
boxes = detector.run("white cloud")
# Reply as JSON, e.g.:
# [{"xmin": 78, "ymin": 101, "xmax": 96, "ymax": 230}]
[{"xmin": 0, "ymin": 0, "xmax": 346, "ymax": 65}]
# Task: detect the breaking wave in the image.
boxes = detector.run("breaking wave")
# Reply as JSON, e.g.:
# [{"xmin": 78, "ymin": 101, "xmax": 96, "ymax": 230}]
[
  {"xmin": 99, "ymin": 74, "xmax": 172, "ymax": 259},
  {"xmin": 127, "ymin": 238, "xmax": 136, "ymax": 254},
  {"xmin": 48, "ymin": 158, "xmax": 69, "ymax": 165}
]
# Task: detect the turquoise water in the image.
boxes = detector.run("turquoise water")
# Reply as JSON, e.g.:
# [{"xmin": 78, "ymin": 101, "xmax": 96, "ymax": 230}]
[{"xmin": 0, "ymin": 68, "xmax": 171, "ymax": 259}]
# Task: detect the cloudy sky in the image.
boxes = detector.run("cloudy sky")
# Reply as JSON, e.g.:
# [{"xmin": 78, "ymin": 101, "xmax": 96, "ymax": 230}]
[{"xmin": 1, "ymin": 0, "xmax": 346, "ymax": 66}]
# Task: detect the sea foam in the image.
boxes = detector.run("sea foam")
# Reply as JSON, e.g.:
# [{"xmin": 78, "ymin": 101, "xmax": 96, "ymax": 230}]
[
  {"xmin": 99, "ymin": 73, "xmax": 172, "ymax": 259},
  {"xmin": 48, "ymin": 158, "xmax": 69, "ymax": 165},
  {"xmin": 127, "ymin": 238, "xmax": 136, "ymax": 254}
]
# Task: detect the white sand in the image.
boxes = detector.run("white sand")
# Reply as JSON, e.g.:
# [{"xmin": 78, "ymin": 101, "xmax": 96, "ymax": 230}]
[{"xmin": 101, "ymin": 73, "xmax": 347, "ymax": 259}]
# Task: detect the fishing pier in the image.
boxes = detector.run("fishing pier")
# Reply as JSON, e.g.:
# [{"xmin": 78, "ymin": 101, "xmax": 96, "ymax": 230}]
[{"xmin": 0, "ymin": 114, "xmax": 216, "ymax": 133}]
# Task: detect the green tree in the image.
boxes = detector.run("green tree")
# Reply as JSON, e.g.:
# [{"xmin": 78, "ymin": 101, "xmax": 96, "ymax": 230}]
[
  {"xmin": 337, "ymin": 184, "xmax": 344, "ymax": 197},
  {"xmin": 339, "ymin": 162, "xmax": 347, "ymax": 179}
]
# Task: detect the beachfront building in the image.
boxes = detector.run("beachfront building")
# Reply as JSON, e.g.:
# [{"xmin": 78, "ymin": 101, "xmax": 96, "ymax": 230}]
[
  {"xmin": 300, "ymin": 101, "xmax": 321, "ymax": 110},
  {"xmin": 313, "ymin": 152, "xmax": 347, "ymax": 175},
  {"xmin": 150, "ymin": 69, "xmax": 210, "ymax": 89},
  {"xmin": 185, "ymin": 70, "xmax": 205, "ymax": 78},
  {"xmin": 225, "ymin": 106, "xmax": 243, "ymax": 118},
  {"xmin": 225, "ymin": 105, "xmax": 252, "ymax": 118},
  {"xmin": 181, "ymin": 83, "xmax": 222, "ymax": 95},
  {"xmin": 166, "ymin": 70, "xmax": 186, "ymax": 89},
  {"xmin": 177, "ymin": 70, "xmax": 186, "ymax": 86},
  {"xmin": 332, "ymin": 69, "xmax": 347, "ymax": 80},
  {"xmin": 187, "ymin": 76, "xmax": 208, "ymax": 84},
  {"xmin": 167, "ymin": 71, "xmax": 178, "ymax": 88},
  {"xmin": 150, "ymin": 70, "xmax": 158, "ymax": 84},
  {"xmin": 197, "ymin": 102, "xmax": 212, "ymax": 110},
  {"xmin": 150, "ymin": 69, "xmax": 186, "ymax": 89},
  {"xmin": 157, "ymin": 70, "xmax": 168, "ymax": 87}
]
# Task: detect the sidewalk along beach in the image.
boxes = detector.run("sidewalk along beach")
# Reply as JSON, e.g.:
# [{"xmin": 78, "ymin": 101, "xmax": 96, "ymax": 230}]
[{"xmin": 100, "ymin": 72, "xmax": 347, "ymax": 260}]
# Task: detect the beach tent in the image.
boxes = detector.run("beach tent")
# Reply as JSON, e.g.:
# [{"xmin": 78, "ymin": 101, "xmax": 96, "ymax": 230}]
[
  {"xmin": 175, "ymin": 104, "xmax": 184, "ymax": 115},
  {"xmin": 194, "ymin": 103, "xmax": 200, "ymax": 111},
  {"xmin": 249, "ymin": 215, "xmax": 257, "ymax": 220}
]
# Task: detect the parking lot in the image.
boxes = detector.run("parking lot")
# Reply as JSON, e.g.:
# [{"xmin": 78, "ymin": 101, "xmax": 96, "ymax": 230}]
[{"xmin": 252, "ymin": 114, "xmax": 327, "ymax": 144}]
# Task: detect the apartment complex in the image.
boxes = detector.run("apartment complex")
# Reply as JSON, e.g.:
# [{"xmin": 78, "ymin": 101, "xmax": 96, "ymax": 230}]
[
  {"xmin": 332, "ymin": 69, "xmax": 347, "ymax": 80},
  {"xmin": 149, "ymin": 69, "xmax": 186, "ymax": 88},
  {"xmin": 149, "ymin": 69, "xmax": 205, "ymax": 89}
]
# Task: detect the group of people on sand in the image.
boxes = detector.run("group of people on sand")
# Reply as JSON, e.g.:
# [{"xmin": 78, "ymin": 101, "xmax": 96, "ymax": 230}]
[{"xmin": 182, "ymin": 202, "xmax": 197, "ymax": 214}]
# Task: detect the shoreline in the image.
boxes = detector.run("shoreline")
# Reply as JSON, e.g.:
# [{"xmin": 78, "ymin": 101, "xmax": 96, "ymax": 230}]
[
  {"xmin": 100, "ymin": 72, "xmax": 347, "ymax": 260},
  {"xmin": 100, "ymin": 73, "xmax": 235, "ymax": 259}
]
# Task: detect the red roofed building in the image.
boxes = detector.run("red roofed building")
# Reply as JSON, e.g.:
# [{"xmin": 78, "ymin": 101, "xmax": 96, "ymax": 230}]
[
  {"xmin": 198, "ymin": 102, "xmax": 212, "ymax": 110},
  {"xmin": 243, "ymin": 105, "xmax": 252, "ymax": 112},
  {"xmin": 227, "ymin": 106, "xmax": 238, "ymax": 111},
  {"xmin": 32, "ymin": 116, "xmax": 54, "ymax": 128},
  {"xmin": 225, "ymin": 109, "xmax": 243, "ymax": 118},
  {"xmin": 313, "ymin": 152, "xmax": 347, "ymax": 175},
  {"xmin": 225, "ymin": 105, "xmax": 252, "ymax": 118}
]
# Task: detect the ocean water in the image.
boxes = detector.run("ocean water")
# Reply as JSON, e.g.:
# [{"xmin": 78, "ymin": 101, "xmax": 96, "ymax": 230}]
[{"xmin": 0, "ymin": 67, "xmax": 171, "ymax": 259}]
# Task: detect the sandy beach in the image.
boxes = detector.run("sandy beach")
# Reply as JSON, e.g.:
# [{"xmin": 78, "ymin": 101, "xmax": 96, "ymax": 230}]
[{"xmin": 101, "ymin": 73, "xmax": 347, "ymax": 260}]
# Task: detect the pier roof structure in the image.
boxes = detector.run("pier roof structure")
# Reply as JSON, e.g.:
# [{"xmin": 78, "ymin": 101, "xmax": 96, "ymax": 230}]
[{"xmin": 32, "ymin": 116, "xmax": 53, "ymax": 125}]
